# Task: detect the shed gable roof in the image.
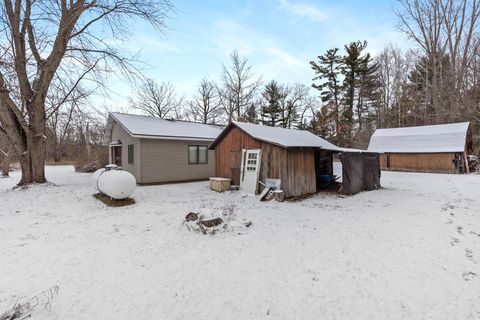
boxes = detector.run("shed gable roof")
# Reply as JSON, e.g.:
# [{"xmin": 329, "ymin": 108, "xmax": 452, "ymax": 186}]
[
  {"xmin": 367, "ymin": 122, "xmax": 470, "ymax": 153},
  {"xmin": 105, "ymin": 112, "xmax": 223, "ymax": 142},
  {"xmin": 209, "ymin": 121, "xmax": 342, "ymax": 151}
]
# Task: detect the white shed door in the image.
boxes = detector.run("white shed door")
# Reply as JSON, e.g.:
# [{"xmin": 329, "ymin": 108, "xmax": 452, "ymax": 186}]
[{"xmin": 240, "ymin": 149, "xmax": 261, "ymax": 194}]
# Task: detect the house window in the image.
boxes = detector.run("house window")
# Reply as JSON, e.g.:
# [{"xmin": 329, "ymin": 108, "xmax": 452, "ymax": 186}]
[
  {"xmin": 188, "ymin": 145, "xmax": 208, "ymax": 164},
  {"xmin": 128, "ymin": 144, "xmax": 134, "ymax": 164}
]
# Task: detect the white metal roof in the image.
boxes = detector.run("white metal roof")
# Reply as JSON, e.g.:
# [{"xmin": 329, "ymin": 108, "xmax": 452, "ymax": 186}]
[
  {"xmin": 105, "ymin": 112, "xmax": 223, "ymax": 142},
  {"xmin": 232, "ymin": 122, "xmax": 342, "ymax": 150},
  {"xmin": 367, "ymin": 122, "xmax": 470, "ymax": 153}
]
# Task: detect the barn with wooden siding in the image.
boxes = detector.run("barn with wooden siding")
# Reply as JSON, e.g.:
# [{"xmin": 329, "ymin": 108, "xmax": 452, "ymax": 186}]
[
  {"xmin": 209, "ymin": 122, "xmax": 381, "ymax": 198},
  {"xmin": 367, "ymin": 122, "xmax": 473, "ymax": 174}
]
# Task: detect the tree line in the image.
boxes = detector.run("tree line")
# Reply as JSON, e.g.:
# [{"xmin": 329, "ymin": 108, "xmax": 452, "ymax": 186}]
[
  {"xmin": 0, "ymin": 0, "xmax": 174, "ymax": 183},
  {"xmin": 127, "ymin": 0, "xmax": 480, "ymax": 152},
  {"xmin": 310, "ymin": 0, "xmax": 480, "ymax": 149},
  {"xmin": 128, "ymin": 50, "xmax": 319, "ymax": 130},
  {"xmin": 1, "ymin": 0, "xmax": 479, "ymax": 185}
]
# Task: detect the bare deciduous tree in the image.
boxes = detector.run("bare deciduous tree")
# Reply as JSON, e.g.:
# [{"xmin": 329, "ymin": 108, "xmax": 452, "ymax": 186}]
[
  {"xmin": 186, "ymin": 78, "xmax": 222, "ymax": 124},
  {"xmin": 396, "ymin": 0, "xmax": 480, "ymax": 122},
  {"xmin": 375, "ymin": 44, "xmax": 415, "ymax": 127},
  {"xmin": 0, "ymin": 0, "xmax": 173, "ymax": 185},
  {"xmin": 396, "ymin": 0, "xmax": 446, "ymax": 121},
  {"xmin": 297, "ymin": 94, "xmax": 318, "ymax": 130},
  {"xmin": 46, "ymin": 83, "xmax": 91, "ymax": 162},
  {"xmin": 130, "ymin": 79, "xmax": 183, "ymax": 119},
  {"xmin": 219, "ymin": 50, "xmax": 262, "ymax": 122},
  {"xmin": 280, "ymin": 83, "xmax": 311, "ymax": 129}
]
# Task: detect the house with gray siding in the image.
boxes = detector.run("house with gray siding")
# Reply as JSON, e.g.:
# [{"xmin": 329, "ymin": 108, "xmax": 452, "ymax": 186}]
[{"xmin": 104, "ymin": 112, "xmax": 223, "ymax": 184}]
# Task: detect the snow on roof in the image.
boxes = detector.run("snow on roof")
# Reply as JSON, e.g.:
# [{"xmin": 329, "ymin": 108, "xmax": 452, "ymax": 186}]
[
  {"xmin": 230, "ymin": 122, "xmax": 342, "ymax": 150},
  {"xmin": 367, "ymin": 122, "xmax": 470, "ymax": 153},
  {"xmin": 106, "ymin": 112, "xmax": 223, "ymax": 141}
]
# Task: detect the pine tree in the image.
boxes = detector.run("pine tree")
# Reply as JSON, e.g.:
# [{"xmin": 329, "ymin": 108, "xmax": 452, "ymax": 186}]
[
  {"xmin": 342, "ymin": 40, "xmax": 374, "ymax": 146},
  {"xmin": 357, "ymin": 59, "xmax": 381, "ymax": 132},
  {"xmin": 261, "ymin": 80, "xmax": 284, "ymax": 126},
  {"xmin": 310, "ymin": 48, "xmax": 343, "ymax": 144},
  {"xmin": 407, "ymin": 53, "xmax": 451, "ymax": 125},
  {"xmin": 311, "ymin": 105, "xmax": 336, "ymax": 141},
  {"xmin": 244, "ymin": 103, "xmax": 259, "ymax": 124}
]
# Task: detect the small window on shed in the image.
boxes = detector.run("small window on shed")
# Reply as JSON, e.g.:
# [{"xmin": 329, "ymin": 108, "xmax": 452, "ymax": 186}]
[
  {"xmin": 188, "ymin": 145, "xmax": 208, "ymax": 164},
  {"xmin": 128, "ymin": 144, "xmax": 134, "ymax": 164}
]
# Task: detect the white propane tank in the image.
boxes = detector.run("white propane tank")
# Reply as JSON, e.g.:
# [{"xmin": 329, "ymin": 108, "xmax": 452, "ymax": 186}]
[{"xmin": 92, "ymin": 165, "xmax": 136, "ymax": 199}]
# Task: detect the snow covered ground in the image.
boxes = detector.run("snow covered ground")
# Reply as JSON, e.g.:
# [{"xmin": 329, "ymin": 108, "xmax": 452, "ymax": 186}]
[{"xmin": 1, "ymin": 165, "xmax": 480, "ymax": 319}]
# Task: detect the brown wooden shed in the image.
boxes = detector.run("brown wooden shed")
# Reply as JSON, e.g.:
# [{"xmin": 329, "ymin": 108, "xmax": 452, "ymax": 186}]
[
  {"xmin": 367, "ymin": 122, "xmax": 473, "ymax": 174},
  {"xmin": 209, "ymin": 122, "xmax": 380, "ymax": 198}
]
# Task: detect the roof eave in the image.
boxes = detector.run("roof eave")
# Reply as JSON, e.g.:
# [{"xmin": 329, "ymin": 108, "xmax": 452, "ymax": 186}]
[
  {"xmin": 132, "ymin": 134, "xmax": 215, "ymax": 141},
  {"xmin": 110, "ymin": 112, "xmax": 218, "ymax": 142},
  {"xmin": 369, "ymin": 150, "xmax": 464, "ymax": 153}
]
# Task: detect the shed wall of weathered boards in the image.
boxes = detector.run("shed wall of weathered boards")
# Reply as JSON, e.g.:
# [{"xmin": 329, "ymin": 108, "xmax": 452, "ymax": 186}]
[
  {"xmin": 214, "ymin": 126, "xmax": 262, "ymax": 185},
  {"xmin": 283, "ymin": 148, "xmax": 316, "ymax": 197},
  {"xmin": 379, "ymin": 152, "xmax": 459, "ymax": 173},
  {"xmin": 213, "ymin": 126, "xmax": 317, "ymax": 197}
]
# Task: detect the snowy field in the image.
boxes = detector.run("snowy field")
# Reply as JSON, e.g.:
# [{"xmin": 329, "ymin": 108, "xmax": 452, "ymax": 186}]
[{"xmin": 1, "ymin": 165, "xmax": 480, "ymax": 320}]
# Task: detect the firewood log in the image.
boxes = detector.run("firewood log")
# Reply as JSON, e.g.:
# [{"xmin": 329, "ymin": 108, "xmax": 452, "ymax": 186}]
[{"xmin": 198, "ymin": 217, "xmax": 223, "ymax": 228}]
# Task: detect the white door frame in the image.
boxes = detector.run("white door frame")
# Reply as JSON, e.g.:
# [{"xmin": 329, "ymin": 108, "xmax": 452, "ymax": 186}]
[
  {"xmin": 109, "ymin": 141, "xmax": 122, "ymax": 164},
  {"xmin": 240, "ymin": 149, "xmax": 262, "ymax": 194}
]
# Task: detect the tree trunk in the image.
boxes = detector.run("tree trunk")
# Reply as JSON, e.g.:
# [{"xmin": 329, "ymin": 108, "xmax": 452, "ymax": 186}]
[
  {"xmin": 6, "ymin": 116, "xmax": 48, "ymax": 185},
  {"xmin": 31, "ymin": 134, "xmax": 47, "ymax": 183},
  {"xmin": 17, "ymin": 142, "xmax": 46, "ymax": 184},
  {"xmin": 1, "ymin": 152, "xmax": 9, "ymax": 177},
  {"xmin": 18, "ymin": 124, "xmax": 47, "ymax": 185}
]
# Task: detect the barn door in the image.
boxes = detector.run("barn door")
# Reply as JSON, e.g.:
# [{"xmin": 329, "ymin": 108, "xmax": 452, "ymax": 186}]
[{"xmin": 240, "ymin": 149, "xmax": 261, "ymax": 194}]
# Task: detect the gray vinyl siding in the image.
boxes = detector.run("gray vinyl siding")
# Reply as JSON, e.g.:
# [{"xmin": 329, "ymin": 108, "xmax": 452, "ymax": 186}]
[
  {"xmin": 110, "ymin": 123, "xmax": 141, "ymax": 181},
  {"xmin": 140, "ymin": 138, "xmax": 215, "ymax": 183}
]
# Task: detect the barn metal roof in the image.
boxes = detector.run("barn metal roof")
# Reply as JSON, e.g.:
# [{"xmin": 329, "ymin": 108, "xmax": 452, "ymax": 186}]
[
  {"xmin": 104, "ymin": 112, "xmax": 223, "ymax": 143},
  {"xmin": 367, "ymin": 122, "xmax": 470, "ymax": 153}
]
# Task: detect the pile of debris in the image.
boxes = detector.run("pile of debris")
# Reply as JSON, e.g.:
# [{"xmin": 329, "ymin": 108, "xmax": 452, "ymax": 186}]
[
  {"xmin": 184, "ymin": 212, "xmax": 224, "ymax": 234},
  {"xmin": 183, "ymin": 204, "xmax": 252, "ymax": 235},
  {"xmin": 76, "ymin": 160, "xmax": 102, "ymax": 173},
  {"xmin": 258, "ymin": 179, "xmax": 284, "ymax": 202},
  {"xmin": 468, "ymin": 155, "xmax": 479, "ymax": 172},
  {"xmin": 0, "ymin": 285, "xmax": 59, "ymax": 320}
]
